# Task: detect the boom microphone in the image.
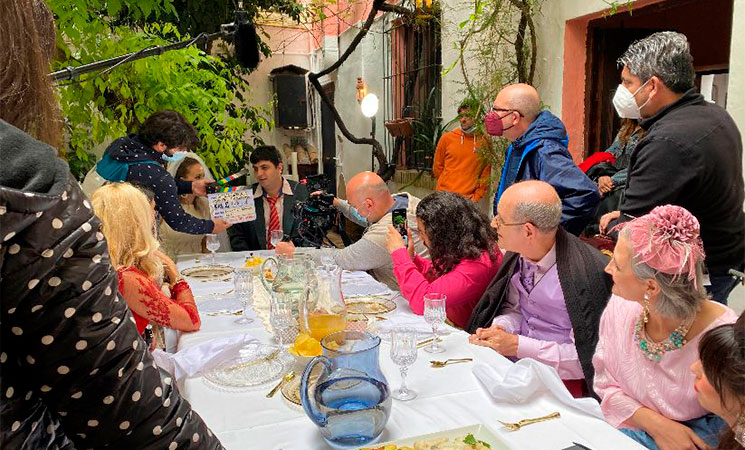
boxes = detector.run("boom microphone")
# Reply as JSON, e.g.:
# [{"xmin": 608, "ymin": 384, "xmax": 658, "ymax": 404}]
[{"xmin": 234, "ymin": 22, "xmax": 260, "ymax": 70}]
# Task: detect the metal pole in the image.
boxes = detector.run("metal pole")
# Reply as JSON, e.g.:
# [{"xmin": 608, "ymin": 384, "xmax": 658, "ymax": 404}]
[{"xmin": 370, "ymin": 115, "xmax": 376, "ymax": 171}]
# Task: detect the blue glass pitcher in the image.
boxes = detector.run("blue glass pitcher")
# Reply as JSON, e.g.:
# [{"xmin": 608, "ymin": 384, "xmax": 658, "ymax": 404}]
[{"xmin": 300, "ymin": 331, "xmax": 391, "ymax": 448}]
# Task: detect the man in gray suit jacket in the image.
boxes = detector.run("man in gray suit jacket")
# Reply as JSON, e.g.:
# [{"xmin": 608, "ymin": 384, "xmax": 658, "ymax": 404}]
[{"xmin": 228, "ymin": 146, "xmax": 309, "ymax": 251}]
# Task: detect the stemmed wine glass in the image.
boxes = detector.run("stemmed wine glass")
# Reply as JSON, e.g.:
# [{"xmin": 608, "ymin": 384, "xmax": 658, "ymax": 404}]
[
  {"xmin": 206, "ymin": 234, "xmax": 220, "ymax": 265},
  {"xmin": 270, "ymin": 230, "xmax": 283, "ymax": 250},
  {"xmin": 423, "ymin": 293, "xmax": 447, "ymax": 354},
  {"xmin": 270, "ymin": 295, "xmax": 298, "ymax": 345},
  {"xmin": 390, "ymin": 327, "xmax": 418, "ymax": 401},
  {"xmin": 234, "ymin": 268, "xmax": 254, "ymax": 324}
]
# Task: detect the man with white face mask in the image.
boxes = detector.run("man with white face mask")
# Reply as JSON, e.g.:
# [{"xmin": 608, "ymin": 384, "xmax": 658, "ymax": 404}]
[
  {"xmin": 599, "ymin": 31, "xmax": 744, "ymax": 305},
  {"xmin": 432, "ymin": 100, "xmax": 491, "ymax": 202}
]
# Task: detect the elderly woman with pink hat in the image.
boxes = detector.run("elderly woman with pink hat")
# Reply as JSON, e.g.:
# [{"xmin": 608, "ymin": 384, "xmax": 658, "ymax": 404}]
[{"xmin": 593, "ymin": 205, "xmax": 738, "ymax": 450}]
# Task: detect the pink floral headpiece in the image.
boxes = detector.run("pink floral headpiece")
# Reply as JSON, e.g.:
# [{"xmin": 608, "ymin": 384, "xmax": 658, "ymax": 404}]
[{"xmin": 618, "ymin": 205, "xmax": 705, "ymax": 287}]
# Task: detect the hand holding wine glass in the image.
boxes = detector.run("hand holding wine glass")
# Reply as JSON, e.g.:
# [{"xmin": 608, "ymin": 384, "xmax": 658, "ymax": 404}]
[
  {"xmin": 390, "ymin": 327, "xmax": 418, "ymax": 401},
  {"xmin": 423, "ymin": 293, "xmax": 447, "ymax": 354}
]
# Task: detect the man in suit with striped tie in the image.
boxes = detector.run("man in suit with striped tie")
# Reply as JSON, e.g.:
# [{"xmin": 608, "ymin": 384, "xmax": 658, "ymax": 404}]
[{"xmin": 228, "ymin": 146, "xmax": 309, "ymax": 251}]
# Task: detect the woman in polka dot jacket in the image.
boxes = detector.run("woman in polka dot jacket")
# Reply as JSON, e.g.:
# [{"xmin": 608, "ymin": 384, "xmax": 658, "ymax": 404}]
[{"xmin": 0, "ymin": 1, "xmax": 224, "ymax": 448}]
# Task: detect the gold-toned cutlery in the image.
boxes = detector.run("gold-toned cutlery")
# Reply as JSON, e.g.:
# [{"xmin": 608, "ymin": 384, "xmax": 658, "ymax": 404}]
[
  {"xmin": 266, "ymin": 371, "xmax": 296, "ymax": 398},
  {"xmin": 416, "ymin": 337, "xmax": 441, "ymax": 348},
  {"xmin": 225, "ymin": 347, "xmax": 282, "ymax": 373},
  {"xmin": 429, "ymin": 358, "xmax": 473, "ymax": 368},
  {"xmin": 498, "ymin": 411, "xmax": 561, "ymax": 431}
]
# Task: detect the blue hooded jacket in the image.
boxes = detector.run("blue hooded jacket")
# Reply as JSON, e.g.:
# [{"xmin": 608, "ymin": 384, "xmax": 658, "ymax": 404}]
[{"xmin": 494, "ymin": 111, "xmax": 599, "ymax": 235}]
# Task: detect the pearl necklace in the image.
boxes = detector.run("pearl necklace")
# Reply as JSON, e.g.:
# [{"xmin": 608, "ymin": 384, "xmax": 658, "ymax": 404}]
[{"xmin": 633, "ymin": 314, "xmax": 694, "ymax": 363}]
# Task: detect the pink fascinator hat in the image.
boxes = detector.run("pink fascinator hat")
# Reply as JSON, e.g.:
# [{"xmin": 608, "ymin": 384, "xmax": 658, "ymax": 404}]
[{"xmin": 619, "ymin": 205, "xmax": 706, "ymax": 288}]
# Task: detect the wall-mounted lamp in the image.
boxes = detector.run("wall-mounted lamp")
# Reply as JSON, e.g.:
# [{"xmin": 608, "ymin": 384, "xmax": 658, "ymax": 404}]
[{"xmin": 356, "ymin": 77, "xmax": 368, "ymax": 104}]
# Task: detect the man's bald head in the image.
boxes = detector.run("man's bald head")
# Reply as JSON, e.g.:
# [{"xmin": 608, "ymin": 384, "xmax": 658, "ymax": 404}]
[
  {"xmin": 495, "ymin": 83, "xmax": 541, "ymax": 123},
  {"xmin": 500, "ymin": 180, "xmax": 561, "ymax": 232},
  {"xmin": 347, "ymin": 171, "xmax": 389, "ymax": 200}
]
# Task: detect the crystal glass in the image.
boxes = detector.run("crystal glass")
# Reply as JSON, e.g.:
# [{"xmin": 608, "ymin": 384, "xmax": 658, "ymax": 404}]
[
  {"xmin": 233, "ymin": 268, "xmax": 254, "ymax": 324},
  {"xmin": 390, "ymin": 327, "xmax": 418, "ymax": 401},
  {"xmin": 206, "ymin": 233, "xmax": 220, "ymax": 265},
  {"xmin": 270, "ymin": 295, "xmax": 298, "ymax": 345},
  {"xmin": 301, "ymin": 265, "xmax": 346, "ymax": 342},
  {"xmin": 270, "ymin": 230, "xmax": 283, "ymax": 249},
  {"xmin": 423, "ymin": 293, "xmax": 446, "ymax": 353}
]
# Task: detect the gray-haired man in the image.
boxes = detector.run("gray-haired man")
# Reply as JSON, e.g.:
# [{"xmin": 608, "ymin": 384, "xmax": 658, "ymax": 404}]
[
  {"xmin": 599, "ymin": 31, "xmax": 744, "ymax": 305},
  {"xmin": 468, "ymin": 181, "xmax": 612, "ymax": 398}
]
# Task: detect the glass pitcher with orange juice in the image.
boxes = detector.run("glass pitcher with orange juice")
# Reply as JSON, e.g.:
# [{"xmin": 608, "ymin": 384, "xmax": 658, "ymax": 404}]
[{"xmin": 300, "ymin": 264, "xmax": 346, "ymax": 341}]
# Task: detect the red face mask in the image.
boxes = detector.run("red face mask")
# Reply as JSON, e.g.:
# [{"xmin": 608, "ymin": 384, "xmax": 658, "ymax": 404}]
[{"xmin": 484, "ymin": 110, "xmax": 516, "ymax": 136}]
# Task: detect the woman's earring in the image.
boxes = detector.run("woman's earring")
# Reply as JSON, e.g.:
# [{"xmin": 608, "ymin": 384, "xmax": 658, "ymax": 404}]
[{"xmin": 642, "ymin": 293, "xmax": 650, "ymax": 324}]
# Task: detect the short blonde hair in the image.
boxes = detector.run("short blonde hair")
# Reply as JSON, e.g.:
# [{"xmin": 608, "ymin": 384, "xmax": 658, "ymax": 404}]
[{"xmin": 91, "ymin": 183, "xmax": 163, "ymax": 280}]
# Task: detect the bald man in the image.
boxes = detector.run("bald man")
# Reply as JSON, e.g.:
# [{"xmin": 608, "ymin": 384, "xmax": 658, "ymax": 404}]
[
  {"xmin": 467, "ymin": 181, "xmax": 611, "ymax": 398},
  {"xmin": 486, "ymin": 83, "xmax": 599, "ymax": 235},
  {"xmin": 276, "ymin": 172, "xmax": 427, "ymax": 289}
]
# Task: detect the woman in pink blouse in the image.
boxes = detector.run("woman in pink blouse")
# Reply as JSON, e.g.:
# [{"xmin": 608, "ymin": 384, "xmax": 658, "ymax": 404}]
[
  {"xmin": 594, "ymin": 205, "xmax": 737, "ymax": 450},
  {"xmin": 385, "ymin": 191, "xmax": 502, "ymax": 328}
]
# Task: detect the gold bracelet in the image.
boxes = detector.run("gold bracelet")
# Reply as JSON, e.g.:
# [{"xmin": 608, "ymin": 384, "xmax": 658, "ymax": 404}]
[{"xmin": 169, "ymin": 275, "xmax": 186, "ymax": 288}]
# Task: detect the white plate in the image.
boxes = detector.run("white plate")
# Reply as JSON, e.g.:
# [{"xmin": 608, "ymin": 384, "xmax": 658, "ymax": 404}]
[{"xmin": 357, "ymin": 424, "xmax": 513, "ymax": 449}]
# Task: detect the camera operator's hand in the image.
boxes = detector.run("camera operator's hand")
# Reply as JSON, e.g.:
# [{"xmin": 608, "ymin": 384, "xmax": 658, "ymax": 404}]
[
  {"xmin": 385, "ymin": 225, "xmax": 408, "ymax": 255},
  {"xmin": 275, "ymin": 241, "xmax": 295, "ymax": 257},
  {"xmin": 311, "ymin": 190, "xmax": 340, "ymax": 208}
]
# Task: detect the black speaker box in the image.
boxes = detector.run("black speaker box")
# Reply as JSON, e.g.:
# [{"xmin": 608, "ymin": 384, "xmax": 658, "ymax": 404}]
[{"xmin": 274, "ymin": 74, "xmax": 308, "ymax": 128}]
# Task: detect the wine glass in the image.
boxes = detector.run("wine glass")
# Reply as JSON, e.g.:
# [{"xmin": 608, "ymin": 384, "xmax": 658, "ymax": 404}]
[
  {"xmin": 206, "ymin": 234, "xmax": 220, "ymax": 265},
  {"xmin": 270, "ymin": 230, "xmax": 283, "ymax": 250},
  {"xmin": 234, "ymin": 268, "xmax": 254, "ymax": 324},
  {"xmin": 423, "ymin": 293, "xmax": 446, "ymax": 353},
  {"xmin": 270, "ymin": 295, "xmax": 297, "ymax": 345},
  {"xmin": 390, "ymin": 327, "xmax": 418, "ymax": 401}
]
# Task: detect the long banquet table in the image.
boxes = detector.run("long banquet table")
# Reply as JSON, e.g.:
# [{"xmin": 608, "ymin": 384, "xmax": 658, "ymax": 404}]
[{"xmin": 173, "ymin": 251, "xmax": 644, "ymax": 450}]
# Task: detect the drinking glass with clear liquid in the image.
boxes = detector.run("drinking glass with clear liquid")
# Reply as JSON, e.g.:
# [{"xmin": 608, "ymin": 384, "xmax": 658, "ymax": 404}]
[
  {"xmin": 390, "ymin": 327, "xmax": 418, "ymax": 401},
  {"xmin": 423, "ymin": 293, "xmax": 446, "ymax": 353},
  {"xmin": 206, "ymin": 234, "xmax": 220, "ymax": 265},
  {"xmin": 233, "ymin": 268, "xmax": 254, "ymax": 324},
  {"xmin": 270, "ymin": 230, "xmax": 283, "ymax": 250}
]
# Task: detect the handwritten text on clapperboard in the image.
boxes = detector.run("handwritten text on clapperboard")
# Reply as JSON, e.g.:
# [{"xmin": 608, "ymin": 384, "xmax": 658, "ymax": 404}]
[{"xmin": 208, "ymin": 189, "xmax": 256, "ymax": 224}]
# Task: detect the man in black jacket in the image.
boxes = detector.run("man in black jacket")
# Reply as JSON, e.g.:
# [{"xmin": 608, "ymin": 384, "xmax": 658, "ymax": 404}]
[
  {"xmin": 228, "ymin": 146, "xmax": 309, "ymax": 250},
  {"xmin": 468, "ymin": 181, "xmax": 612, "ymax": 398},
  {"xmin": 600, "ymin": 31, "xmax": 744, "ymax": 304}
]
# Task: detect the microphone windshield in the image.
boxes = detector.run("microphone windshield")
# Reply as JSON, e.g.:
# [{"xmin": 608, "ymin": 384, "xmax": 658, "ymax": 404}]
[{"xmin": 234, "ymin": 22, "xmax": 260, "ymax": 70}]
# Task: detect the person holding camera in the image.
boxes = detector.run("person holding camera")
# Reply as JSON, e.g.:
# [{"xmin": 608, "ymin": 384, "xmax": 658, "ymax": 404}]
[
  {"xmin": 275, "ymin": 171, "xmax": 427, "ymax": 289},
  {"xmin": 228, "ymin": 145, "xmax": 309, "ymax": 251}
]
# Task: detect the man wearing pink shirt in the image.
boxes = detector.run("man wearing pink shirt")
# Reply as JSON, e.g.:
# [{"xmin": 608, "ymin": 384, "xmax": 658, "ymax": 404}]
[{"xmin": 467, "ymin": 181, "xmax": 612, "ymax": 397}]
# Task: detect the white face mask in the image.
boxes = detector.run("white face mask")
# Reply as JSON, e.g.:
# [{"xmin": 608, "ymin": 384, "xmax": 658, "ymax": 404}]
[{"xmin": 612, "ymin": 79, "xmax": 651, "ymax": 119}]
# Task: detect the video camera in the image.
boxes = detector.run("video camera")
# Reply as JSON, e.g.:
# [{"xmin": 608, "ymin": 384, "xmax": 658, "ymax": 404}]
[{"xmin": 293, "ymin": 174, "xmax": 338, "ymax": 248}]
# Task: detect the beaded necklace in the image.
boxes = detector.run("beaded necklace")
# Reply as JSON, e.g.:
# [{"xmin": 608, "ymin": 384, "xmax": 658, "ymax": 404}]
[{"xmin": 633, "ymin": 313, "xmax": 694, "ymax": 363}]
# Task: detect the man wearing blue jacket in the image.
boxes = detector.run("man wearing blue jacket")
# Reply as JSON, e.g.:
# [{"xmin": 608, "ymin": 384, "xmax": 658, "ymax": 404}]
[{"xmin": 486, "ymin": 84, "xmax": 599, "ymax": 235}]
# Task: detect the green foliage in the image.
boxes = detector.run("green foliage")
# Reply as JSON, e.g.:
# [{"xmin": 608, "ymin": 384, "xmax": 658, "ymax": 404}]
[
  {"xmin": 50, "ymin": 0, "xmax": 278, "ymax": 180},
  {"xmin": 411, "ymin": 87, "xmax": 455, "ymax": 170}
]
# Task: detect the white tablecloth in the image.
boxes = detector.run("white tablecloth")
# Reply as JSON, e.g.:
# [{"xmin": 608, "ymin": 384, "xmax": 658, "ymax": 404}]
[{"xmin": 174, "ymin": 251, "xmax": 644, "ymax": 450}]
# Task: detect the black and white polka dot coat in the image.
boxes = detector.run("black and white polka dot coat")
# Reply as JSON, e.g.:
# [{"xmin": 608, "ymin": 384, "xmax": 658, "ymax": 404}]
[{"xmin": 0, "ymin": 122, "xmax": 224, "ymax": 449}]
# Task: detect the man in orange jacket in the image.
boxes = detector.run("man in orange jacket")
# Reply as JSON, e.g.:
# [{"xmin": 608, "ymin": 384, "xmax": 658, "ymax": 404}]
[{"xmin": 433, "ymin": 103, "xmax": 491, "ymax": 202}]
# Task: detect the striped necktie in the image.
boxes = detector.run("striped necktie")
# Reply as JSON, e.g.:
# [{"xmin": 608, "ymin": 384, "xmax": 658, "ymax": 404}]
[{"xmin": 266, "ymin": 195, "xmax": 280, "ymax": 249}]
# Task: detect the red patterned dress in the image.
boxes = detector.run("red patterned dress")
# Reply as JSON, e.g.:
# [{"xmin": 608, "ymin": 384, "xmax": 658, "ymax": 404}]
[{"xmin": 117, "ymin": 266, "xmax": 201, "ymax": 334}]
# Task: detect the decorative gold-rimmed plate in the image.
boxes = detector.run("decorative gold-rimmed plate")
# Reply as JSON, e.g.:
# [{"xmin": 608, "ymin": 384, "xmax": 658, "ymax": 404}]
[
  {"xmin": 346, "ymin": 298, "xmax": 397, "ymax": 315},
  {"xmin": 180, "ymin": 264, "xmax": 235, "ymax": 281},
  {"xmin": 355, "ymin": 424, "xmax": 513, "ymax": 450}
]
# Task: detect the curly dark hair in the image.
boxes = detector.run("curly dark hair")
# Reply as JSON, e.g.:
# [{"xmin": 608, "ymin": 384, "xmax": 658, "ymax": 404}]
[
  {"xmin": 416, "ymin": 191, "xmax": 498, "ymax": 277},
  {"xmin": 698, "ymin": 312, "xmax": 745, "ymax": 450},
  {"xmin": 138, "ymin": 110, "xmax": 199, "ymax": 150}
]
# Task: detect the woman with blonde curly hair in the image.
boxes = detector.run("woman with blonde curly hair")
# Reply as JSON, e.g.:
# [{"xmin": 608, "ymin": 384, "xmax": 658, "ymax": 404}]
[{"xmin": 92, "ymin": 182, "xmax": 201, "ymax": 335}]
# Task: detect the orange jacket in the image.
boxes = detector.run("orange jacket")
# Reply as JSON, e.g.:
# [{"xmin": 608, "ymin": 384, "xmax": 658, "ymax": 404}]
[{"xmin": 432, "ymin": 128, "xmax": 490, "ymax": 201}]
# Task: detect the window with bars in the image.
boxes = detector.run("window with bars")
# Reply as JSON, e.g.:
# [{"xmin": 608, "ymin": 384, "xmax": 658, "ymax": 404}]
[{"xmin": 382, "ymin": 15, "xmax": 442, "ymax": 170}]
